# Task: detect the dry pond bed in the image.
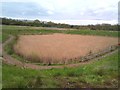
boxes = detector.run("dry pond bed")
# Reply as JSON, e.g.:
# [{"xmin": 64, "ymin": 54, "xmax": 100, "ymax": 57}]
[{"xmin": 14, "ymin": 33, "xmax": 118, "ymax": 64}]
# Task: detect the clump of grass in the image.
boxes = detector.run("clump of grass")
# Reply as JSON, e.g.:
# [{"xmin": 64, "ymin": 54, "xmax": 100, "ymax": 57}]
[
  {"xmin": 5, "ymin": 39, "xmax": 15, "ymax": 55},
  {"xmin": 52, "ymin": 72, "xmax": 62, "ymax": 77},
  {"xmin": 66, "ymin": 71, "xmax": 77, "ymax": 77},
  {"xmin": 27, "ymin": 76, "xmax": 42, "ymax": 88},
  {"xmin": 2, "ymin": 33, "xmax": 9, "ymax": 43},
  {"xmin": 94, "ymin": 67, "xmax": 106, "ymax": 76},
  {"xmin": 28, "ymin": 53, "xmax": 42, "ymax": 63}
]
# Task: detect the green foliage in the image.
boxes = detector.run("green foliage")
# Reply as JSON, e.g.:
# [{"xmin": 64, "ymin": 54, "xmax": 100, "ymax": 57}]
[
  {"xmin": 1, "ymin": 17, "xmax": 119, "ymax": 31},
  {"xmin": 3, "ymin": 51, "xmax": 118, "ymax": 88}
]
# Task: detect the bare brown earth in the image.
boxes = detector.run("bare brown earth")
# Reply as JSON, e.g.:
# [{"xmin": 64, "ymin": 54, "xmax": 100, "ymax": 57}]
[{"xmin": 14, "ymin": 33, "xmax": 118, "ymax": 64}]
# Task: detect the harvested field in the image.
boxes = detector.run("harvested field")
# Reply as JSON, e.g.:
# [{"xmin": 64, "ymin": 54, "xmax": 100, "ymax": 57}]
[{"xmin": 14, "ymin": 33, "xmax": 118, "ymax": 64}]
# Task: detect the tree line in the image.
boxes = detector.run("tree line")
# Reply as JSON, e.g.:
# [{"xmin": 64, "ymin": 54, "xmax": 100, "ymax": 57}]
[{"xmin": 1, "ymin": 17, "xmax": 119, "ymax": 31}]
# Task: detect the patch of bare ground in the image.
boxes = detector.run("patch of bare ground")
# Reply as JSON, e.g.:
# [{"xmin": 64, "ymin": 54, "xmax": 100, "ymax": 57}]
[{"xmin": 14, "ymin": 33, "xmax": 118, "ymax": 64}]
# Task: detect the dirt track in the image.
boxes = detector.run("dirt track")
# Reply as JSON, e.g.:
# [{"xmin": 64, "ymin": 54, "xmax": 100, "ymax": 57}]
[{"xmin": 2, "ymin": 35, "xmax": 118, "ymax": 70}]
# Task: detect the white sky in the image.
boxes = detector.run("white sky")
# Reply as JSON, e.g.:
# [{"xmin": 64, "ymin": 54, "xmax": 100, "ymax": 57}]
[{"xmin": 1, "ymin": 0, "xmax": 119, "ymax": 25}]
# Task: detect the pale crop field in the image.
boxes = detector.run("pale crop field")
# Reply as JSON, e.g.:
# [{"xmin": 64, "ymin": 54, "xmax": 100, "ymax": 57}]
[{"xmin": 14, "ymin": 33, "xmax": 118, "ymax": 64}]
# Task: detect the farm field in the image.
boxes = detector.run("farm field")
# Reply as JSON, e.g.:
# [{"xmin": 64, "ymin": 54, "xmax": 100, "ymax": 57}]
[
  {"xmin": 14, "ymin": 34, "xmax": 118, "ymax": 64},
  {"xmin": 2, "ymin": 25, "xmax": 119, "ymax": 88}
]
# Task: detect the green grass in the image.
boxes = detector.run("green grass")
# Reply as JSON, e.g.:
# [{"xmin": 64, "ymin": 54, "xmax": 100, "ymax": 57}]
[
  {"xmin": 0, "ymin": 52, "xmax": 1, "ymax": 88},
  {"xmin": 2, "ymin": 25, "xmax": 119, "ymax": 43},
  {"xmin": 2, "ymin": 51, "xmax": 118, "ymax": 88},
  {"xmin": 2, "ymin": 33, "xmax": 9, "ymax": 43},
  {"xmin": 65, "ymin": 30, "xmax": 119, "ymax": 37},
  {"xmin": 0, "ymin": 25, "xmax": 2, "ymax": 89},
  {"xmin": 2, "ymin": 25, "xmax": 119, "ymax": 88},
  {"xmin": 0, "ymin": 34, "xmax": 2, "ymax": 42}
]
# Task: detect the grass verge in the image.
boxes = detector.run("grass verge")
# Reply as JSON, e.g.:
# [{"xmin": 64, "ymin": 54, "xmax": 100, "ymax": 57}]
[{"xmin": 2, "ymin": 51, "xmax": 118, "ymax": 88}]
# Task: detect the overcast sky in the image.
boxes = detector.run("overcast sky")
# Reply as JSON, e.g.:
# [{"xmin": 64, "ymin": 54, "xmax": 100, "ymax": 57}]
[{"xmin": 1, "ymin": 0, "xmax": 119, "ymax": 25}]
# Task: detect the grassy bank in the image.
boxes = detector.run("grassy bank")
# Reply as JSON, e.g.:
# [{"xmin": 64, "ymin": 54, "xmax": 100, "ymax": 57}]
[{"xmin": 3, "ymin": 51, "xmax": 118, "ymax": 88}]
